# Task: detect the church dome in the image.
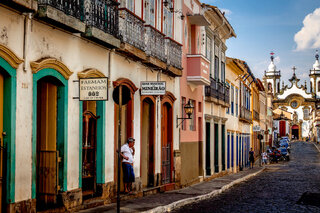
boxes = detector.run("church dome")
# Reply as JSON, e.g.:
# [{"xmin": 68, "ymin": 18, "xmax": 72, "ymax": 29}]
[
  {"xmin": 268, "ymin": 60, "xmax": 277, "ymax": 72},
  {"xmin": 313, "ymin": 51, "xmax": 320, "ymax": 70}
]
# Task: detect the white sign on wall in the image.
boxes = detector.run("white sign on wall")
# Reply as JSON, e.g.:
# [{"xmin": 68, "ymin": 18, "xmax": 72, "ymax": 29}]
[
  {"xmin": 253, "ymin": 125, "xmax": 261, "ymax": 132},
  {"xmin": 79, "ymin": 78, "xmax": 108, "ymax": 101},
  {"xmin": 141, "ymin": 81, "xmax": 166, "ymax": 95}
]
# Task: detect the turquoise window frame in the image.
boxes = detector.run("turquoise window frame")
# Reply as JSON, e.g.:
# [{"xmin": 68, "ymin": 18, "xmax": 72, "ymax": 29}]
[
  {"xmin": 32, "ymin": 68, "xmax": 68, "ymax": 198},
  {"xmin": 0, "ymin": 57, "xmax": 17, "ymax": 204}
]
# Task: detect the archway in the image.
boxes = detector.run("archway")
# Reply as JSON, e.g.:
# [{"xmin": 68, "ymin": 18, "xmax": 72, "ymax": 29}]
[
  {"xmin": 292, "ymin": 125, "xmax": 299, "ymax": 140},
  {"xmin": 140, "ymin": 96, "xmax": 155, "ymax": 188},
  {"xmin": 31, "ymin": 58, "xmax": 71, "ymax": 210},
  {"xmin": 0, "ymin": 44, "xmax": 23, "ymax": 211}
]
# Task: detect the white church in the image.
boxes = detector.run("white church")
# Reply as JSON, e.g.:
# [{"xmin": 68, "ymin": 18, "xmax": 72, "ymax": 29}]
[{"xmin": 263, "ymin": 52, "xmax": 320, "ymax": 142}]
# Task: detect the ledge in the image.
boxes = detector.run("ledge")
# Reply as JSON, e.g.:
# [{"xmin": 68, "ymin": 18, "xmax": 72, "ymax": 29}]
[
  {"xmin": 84, "ymin": 26, "xmax": 120, "ymax": 48},
  {"xmin": 38, "ymin": 5, "xmax": 85, "ymax": 33}
]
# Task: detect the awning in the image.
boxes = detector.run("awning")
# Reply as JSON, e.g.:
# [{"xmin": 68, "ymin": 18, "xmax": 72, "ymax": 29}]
[{"xmin": 187, "ymin": 14, "xmax": 209, "ymax": 26}]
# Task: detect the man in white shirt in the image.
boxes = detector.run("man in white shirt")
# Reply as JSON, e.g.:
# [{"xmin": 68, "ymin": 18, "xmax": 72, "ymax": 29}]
[{"xmin": 120, "ymin": 137, "xmax": 135, "ymax": 193}]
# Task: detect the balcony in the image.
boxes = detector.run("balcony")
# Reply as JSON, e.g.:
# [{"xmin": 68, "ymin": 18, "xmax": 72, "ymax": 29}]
[
  {"xmin": 37, "ymin": 0, "xmax": 120, "ymax": 47},
  {"xmin": 264, "ymin": 70, "xmax": 281, "ymax": 77},
  {"xmin": 240, "ymin": 106, "xmax": 252, "ymax": 123},
  {"xmin": 119, "ymin": 8, "xmax": 145, "ymax": 52},
  {"xmin": 84, "ymin": 0, "xmax": 120, "ymax": 47},
  {"xmin": 145, "ymin": 25, "xmax": 166, "ymax": 64},
  {"xmin": 253, "ymin": 110, "xmax": 260, "ymax": 121},
  {"xmin": 205, "ymin": 78, "xmax": 229, "ymax": 106},
  {"xmin": 38, "ymin": 0, "xmax": 85, "ymax": 33},
  {"xmin": 166, "ymin": 38, "xmax": 182, "ymax": 70},
  {"xmin": 186, "ymin": 55, "xmax": 210, "ymax": 85}
]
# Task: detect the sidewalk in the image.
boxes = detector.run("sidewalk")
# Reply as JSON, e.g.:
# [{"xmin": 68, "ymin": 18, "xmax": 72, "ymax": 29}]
[{"xmin": 79, "ymin": 166, "xmax": 265, "ymax": 213}]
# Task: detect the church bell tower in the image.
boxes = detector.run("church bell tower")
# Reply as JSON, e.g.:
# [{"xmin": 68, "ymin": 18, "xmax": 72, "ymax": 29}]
[
  {"xmin": 309, "ymin": 50, "xmax": 320, "ymax": 98},
  {"xmin": 264, "ymin": 52, "xmax": 281, "ymax": 96}
]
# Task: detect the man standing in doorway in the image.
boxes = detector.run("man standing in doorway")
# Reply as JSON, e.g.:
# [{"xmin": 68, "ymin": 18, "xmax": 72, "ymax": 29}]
[{"xmin": 120, "ymin": 137, "xmax": 135, "ymax": 193}]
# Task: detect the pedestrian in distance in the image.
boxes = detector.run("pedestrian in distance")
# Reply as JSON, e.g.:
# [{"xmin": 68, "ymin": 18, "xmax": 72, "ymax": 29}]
[
  {"xmin": 120, "ymin": 137, "xmax": 135, "ymax": 194},
  {"xmin": 249, "ymin": 148, "xmax": 254, "ymax": 169},
  {"xmin": 261, "ymin": 151, "xmax": 268, "ymax": 166}
]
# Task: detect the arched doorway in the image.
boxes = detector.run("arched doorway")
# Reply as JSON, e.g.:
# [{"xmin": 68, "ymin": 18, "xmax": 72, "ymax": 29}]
[
  {"xmin": 113, "ymin": 79, "xmax": 138, "ymax": 192},
  {"xmin": 0, "ymin": 44, "xmax": 22, "ymax": 211},
  {"xmin": 292, "ymin": 125, "xmax": 299, "ymax": 139},
  {"xmin": 161, "ymin": 92, "xmax": 175, "ymax": 186},
  {"xmin": 78, "ymin": 69, "xmax": 106, "ymax": 199},
  {"xmin": 161, "ymin": 102, "xmax": 173, "ymax": 184},
  {"xmin": 140, "ymin": 97, "xmax": 155, "ymax": 188},
  {"xmin": 31, "ymin": 58, "xmax": 71, "ymax": 211}
]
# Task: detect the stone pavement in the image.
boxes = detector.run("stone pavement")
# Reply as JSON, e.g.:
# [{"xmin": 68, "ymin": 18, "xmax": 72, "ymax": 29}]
[
  {"xmin": 79, "ymin": 166, "xmax": 264, "ymax": 213},
  {"xmin": 171, "ymin": 141, "xmax": 320, "ymax": 213}
]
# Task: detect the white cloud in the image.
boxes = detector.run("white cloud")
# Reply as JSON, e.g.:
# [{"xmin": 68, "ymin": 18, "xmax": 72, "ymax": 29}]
[
  {"xmin": 274, "ymin": 56, "xmax": 280, "ymax": 64},
  {"xmin": 294, "ymin": 8, "xmax": 320, "ymax": 51},
  {"xmin": 220, "ymin": 8, "xmax": 232, "ymax": 19}
]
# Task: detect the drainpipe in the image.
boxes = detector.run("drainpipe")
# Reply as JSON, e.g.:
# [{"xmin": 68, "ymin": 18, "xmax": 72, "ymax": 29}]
[
  {"xmin": 108, "ymin": 48, "xmax": 115, "ymax": 88},
  {"xmin": 23, "ymin": 13, "xmax": 33, "ymax": 72}
]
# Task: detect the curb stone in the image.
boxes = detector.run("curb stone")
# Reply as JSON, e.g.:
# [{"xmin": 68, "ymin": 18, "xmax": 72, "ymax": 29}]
[{"xmin": 143, "ymin": 168, "xmax": 265, "ymax": 213}]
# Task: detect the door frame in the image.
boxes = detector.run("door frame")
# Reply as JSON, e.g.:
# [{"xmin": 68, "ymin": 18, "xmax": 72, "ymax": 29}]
[
  {"xmin": 140, "ymin": 96, "xmax": 156, "ymax": 187},
  {"xmin": 78, "ymin": 69, "xmax": 107, "ymax": 188},
  {"xmin": 0, "ymin": 55, "xmax": 19, "ymax": 204},
  {"xmin": 31, "ymin": 58, "xmax": 72, "ymax": 199},
  {"xmin": 161, "ymin": 92, "xmax": 175, "ymax": 185}
]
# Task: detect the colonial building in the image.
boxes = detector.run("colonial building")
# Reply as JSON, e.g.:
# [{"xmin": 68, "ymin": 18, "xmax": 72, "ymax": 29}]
[
  {"xmin": 202, "ymin": 5, "xmax": 236, "ymax": 177},
  {"xmin": 179, "ymin": 0, "xmax": 209, "ymax": 187},
  {"xmin": 0, "ymin": 0, "xmax": 183, "ymax": 211}
]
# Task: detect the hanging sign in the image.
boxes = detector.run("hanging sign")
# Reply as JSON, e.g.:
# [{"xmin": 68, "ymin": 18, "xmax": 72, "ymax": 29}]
[
  {"xmin": 79, "ymin": 77, "xmax": 108, "ymax": 101},
  {"xmin": 141, "ymin": 81, "xmax": 166, "ymax": 95},
  {"xmin": 253, "ymin": 125, "xmax": 261, "ymax": 132}
]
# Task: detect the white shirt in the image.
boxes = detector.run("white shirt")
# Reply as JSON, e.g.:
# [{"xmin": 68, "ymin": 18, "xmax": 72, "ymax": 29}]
[{"xmin": 121, "ymin": 143, "xmax": 134, "ymax": 164}]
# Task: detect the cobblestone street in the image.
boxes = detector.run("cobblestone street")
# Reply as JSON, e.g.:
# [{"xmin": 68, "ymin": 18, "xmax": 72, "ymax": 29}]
[{"xmin": 171, "ymin": 141, "xmax": 320, "ymax": 213}]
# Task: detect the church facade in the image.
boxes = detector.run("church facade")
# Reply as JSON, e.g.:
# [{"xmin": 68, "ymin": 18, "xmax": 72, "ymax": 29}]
[{"xmin": 263, "ymin": 53, "xmax": 320, "ymax": 142}]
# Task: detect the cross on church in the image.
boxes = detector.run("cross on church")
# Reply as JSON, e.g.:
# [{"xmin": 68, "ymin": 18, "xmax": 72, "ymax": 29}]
[{"xmin": 292, "ymin": 66, "xmax": 297, "ymax": 75}]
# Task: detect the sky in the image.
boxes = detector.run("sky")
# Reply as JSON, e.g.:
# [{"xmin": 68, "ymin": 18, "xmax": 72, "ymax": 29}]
[{"xmin": 201, "ymin": 0, "xmax": 320, "ymax": 86}]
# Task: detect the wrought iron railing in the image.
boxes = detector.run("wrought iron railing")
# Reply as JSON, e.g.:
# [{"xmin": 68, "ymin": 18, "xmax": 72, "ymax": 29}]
[
  {"xmin": 205, "ymin": 77, "xmax": 218, "ymax": 98},
  {"xmin": 165, "ymin": 38, "xmax": 182, "ymax": 69},
  {"xmin": 161, "ymin": 145, "xmax": 171, "ymax": 184},
  {"xmin": 84, "ymin": 0, "xmax": 119, "ymax": 37},
  {"xmin": 240, "ymin": 106, "xmax": 252, "ymax": 122},
  {"xmin": 145, "ymin": 25, "xmax": 166, "ymax": 62},
  {"xmin": 38, "ymin": 0, "xmax": 82, "ymax": 19},
  {"xmin": 205, "ymin": 78, "xmax": 230, "ymax": 104},
  {"xmin": 119, "ymin": 8, "xmax": 145, "ymax": 51},
  {"xmin": 38, "ymin": 0, "xmax": 119, "ymax": 38}
]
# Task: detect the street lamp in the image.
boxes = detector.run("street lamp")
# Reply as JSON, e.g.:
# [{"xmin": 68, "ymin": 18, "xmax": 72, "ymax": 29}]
[{"xmin": 176, "ymin": 100, "xmax": 194, "ymax": 128}]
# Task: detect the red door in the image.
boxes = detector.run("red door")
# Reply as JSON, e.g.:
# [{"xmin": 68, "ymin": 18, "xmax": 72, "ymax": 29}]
[
  {"xmin": 279, "ymin": 121, "xmax": 286, "ymax": 137},
  {"xmin": 161, "ymin": 103, "xmax": 173, "ymax": 185}
]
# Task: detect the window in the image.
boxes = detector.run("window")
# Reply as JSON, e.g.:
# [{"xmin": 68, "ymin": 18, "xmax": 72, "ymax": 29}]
[
  {"xmin": 226, "ymin": 82, "xmax": 230, "ymax": 114},
  {"xmin": 121, "ymin": 0, "xmax": 134, "ymax": 12},
  {"xmin": 181, "ymin": 97, "xmax": 186, "ymax": 130},
  {"xmin": 304, "ymin": 108, "xmax": 309, "ymax": 120},
  {"xmin": 144, "ymin": 0, "xmax": 155, "ymax": 26},
  {"xmin": 189, "ymin": 99, "xmax": 196, "ymax": 131},
  {"xmin": 235, "ymin": 88, "xmax": 239, "ymax": 116},
  {"xmin": 198, "ymin": 102, "xmax": 202, "ymax": 112},
  {"xmin": 318, "ymin": 81, "xmax": 320, "ymax": 92},
  {"xmin": 231, "ymin": 85, "xmax": 234, "ymax": 115},
  {"xmin": 206, "ymin": 36, "xmax": 212, "ymax": 76},
  {"xmin": 221, "ymin": 62, "xmax": 225, "ymax": 83},
  {"xmin": 163, "ymin": 0, "xmax": 173, "ymax": 37},
  {"xmin": 214, "ymin": 56, "xmax": 219, "ymax": 80}
]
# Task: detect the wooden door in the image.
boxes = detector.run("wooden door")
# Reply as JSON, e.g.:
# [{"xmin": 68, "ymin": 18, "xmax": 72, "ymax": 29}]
[
  {"xmin": 279, "ymin": 121, "xmax": 286, "ymax": 137},
  {"xmin": 205, "ymin": 122, "xmax": 210, "ymax": 175},
  {"xmin": 36, "ymin": 80, "xmax": 58, "ymax": 209},
  {"xmin": 141, "ymin": 99, "xmax": 155, "ymax": 187},
  {"xmin": 0, "ymin": 73, "xmax": 4, "ymax": 213},
  {"xmin": 82, "ymin": 111, "xmax": 97, "ymax": 197},
  {"xmin": 161, "ymin": 103, "xmax": 172, "ymax": 185}
]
